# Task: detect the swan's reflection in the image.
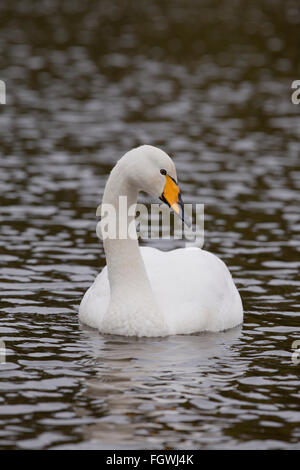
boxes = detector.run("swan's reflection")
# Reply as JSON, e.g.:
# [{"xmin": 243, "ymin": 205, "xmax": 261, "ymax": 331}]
[{"xmin": 78, "ymin": 326, "xmax": 244, "ymax": 448}]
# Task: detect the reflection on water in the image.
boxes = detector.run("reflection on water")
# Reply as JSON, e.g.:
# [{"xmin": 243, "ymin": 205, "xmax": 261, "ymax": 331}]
[
  {"xmin": 0, "ymin": 0, "xmax": 300, "ymax": 450},
  {"xmin": 76, "ymin": 328, "xmax": 243, "ymax": 449}
]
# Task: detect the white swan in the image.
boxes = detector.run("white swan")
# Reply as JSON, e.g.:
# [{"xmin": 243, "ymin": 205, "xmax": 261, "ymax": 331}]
[{"xmin": 79, "ymin": 145, "xmax": 243, "ymax": 337}]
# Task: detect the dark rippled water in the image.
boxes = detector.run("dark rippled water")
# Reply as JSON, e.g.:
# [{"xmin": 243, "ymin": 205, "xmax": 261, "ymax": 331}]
[{"xmin": 0, "ymin": 0, "xmax": 300, "ymax": 449}]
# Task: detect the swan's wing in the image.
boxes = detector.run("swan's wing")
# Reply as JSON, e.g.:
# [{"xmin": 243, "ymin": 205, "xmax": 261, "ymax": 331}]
[{"xmin": 140, "ymin": 246, "xmax": 243, "ymax": 334}]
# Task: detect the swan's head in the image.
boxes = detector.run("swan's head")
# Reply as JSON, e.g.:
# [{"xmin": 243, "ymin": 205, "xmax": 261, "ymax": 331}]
[{"xmin": 123, "ymin": 145, "xmax": 186, "ymax": 223}]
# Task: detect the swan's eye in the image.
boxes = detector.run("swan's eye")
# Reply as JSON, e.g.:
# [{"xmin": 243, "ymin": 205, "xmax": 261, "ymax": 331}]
[{"xmin": 160, "ymin": 169, "xmax": 167, "ymax": 175}]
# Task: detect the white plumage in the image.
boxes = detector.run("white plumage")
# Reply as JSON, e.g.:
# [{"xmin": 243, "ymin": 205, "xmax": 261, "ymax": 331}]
[{"xmin": 79, "ymin": 145, "xmax": 243, "ymax": 337}]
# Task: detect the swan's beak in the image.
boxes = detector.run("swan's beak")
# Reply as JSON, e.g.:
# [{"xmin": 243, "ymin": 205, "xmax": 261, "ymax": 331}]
[{"xmin": 159, "ymin": 174, "xmax": 187, "ymax": 225}]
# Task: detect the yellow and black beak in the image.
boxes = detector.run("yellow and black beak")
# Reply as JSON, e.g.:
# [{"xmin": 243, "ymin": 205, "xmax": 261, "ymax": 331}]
[{"xmin": 159, "ymin": 174, "xmax": 186, "ymax": 224}]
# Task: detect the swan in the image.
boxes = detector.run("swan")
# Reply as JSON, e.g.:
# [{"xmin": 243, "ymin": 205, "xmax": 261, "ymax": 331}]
[{"xmin": 79, "ymin": 145, "xmax": 243, "ymax": 337}]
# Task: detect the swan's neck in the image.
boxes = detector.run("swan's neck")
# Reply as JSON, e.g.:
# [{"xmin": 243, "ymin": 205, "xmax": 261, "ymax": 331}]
[{"xmin": 101, "ymin": 162, "xmax": 167, "ymax": 336}]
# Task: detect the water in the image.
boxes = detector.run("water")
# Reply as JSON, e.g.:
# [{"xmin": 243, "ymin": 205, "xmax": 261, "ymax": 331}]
[{"xmin": 0, "ymin": 0, "xmax": 300, "ymax": 449}]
